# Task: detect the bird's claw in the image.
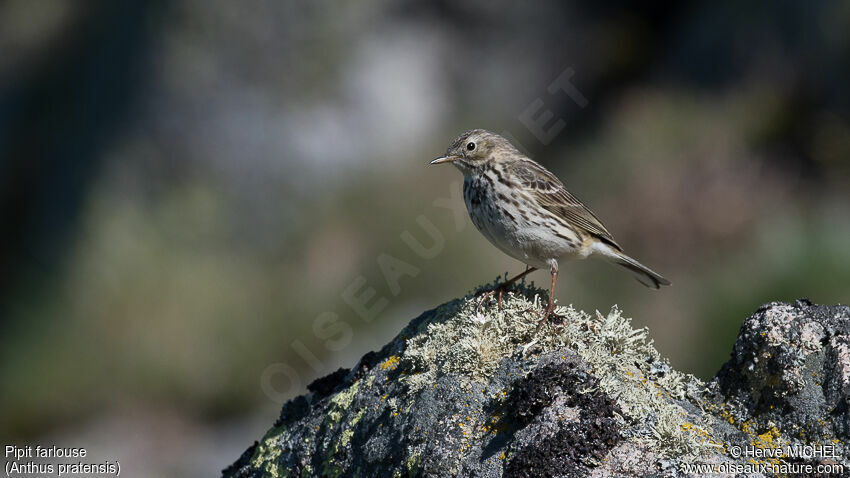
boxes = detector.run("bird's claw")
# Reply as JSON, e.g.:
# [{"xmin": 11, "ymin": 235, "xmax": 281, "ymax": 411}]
[
  {"xmin": 476, "ymin": 285, "xmax": 510, "ymax": 311},
  {"xmin": 537, "ymin": 303, "xmax": 565, "ymax": 326}
]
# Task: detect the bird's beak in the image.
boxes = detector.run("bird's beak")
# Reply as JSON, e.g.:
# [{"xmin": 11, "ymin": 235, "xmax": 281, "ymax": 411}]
[{"xmin": 430, "ymin": 155, "xmax": 459, "ymax": 165}]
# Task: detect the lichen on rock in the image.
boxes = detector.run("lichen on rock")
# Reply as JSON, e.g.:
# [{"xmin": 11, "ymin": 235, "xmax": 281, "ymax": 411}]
[{"xmin": 223, "ymin": 286, "xmax": 850, "ymax": 477}]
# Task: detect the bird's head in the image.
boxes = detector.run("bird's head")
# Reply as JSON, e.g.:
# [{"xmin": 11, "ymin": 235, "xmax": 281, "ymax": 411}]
[{"xmin": 430, "ymin": 129, "xmax": 518, "ymax": 173}]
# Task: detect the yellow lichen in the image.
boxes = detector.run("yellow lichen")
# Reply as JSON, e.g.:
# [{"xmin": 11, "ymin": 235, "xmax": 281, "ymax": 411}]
[{"xmin": 380, "ymin": 355, "xmax": 400, "ymax": 370}]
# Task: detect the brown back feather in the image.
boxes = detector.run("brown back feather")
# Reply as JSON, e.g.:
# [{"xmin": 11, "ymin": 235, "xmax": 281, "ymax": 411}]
[{"xmin": 509, "ymin": 159, "xmax": 622, "ymax": 250}]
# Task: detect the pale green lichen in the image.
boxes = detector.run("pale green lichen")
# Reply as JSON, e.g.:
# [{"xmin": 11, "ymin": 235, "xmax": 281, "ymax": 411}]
[
  {"xmin": 321, "ymin": 455, "xmax": 343, "ymax": 478},
  {"xmin": 389, "ymin": 450, "xmax": 422, "ymax": 478},
  {"xmin": 326, "ymin": 379, "xmax": 361, "ymax": 426},
  {"xmin": 249, "ymin": 424, "xmax": 288, "ymax": 477},
  {"xmin": 341, "ymin": 428, "xmax": 354, "ymax": 446},
  {"xmin": 349, "ymin": 407, "xmax": 366, "ymax": 426},
  {"xmin": 398, "ymin": 286, "xmax": 713, "ymax": 460},
  {"xmin": 318, "ymin": 385, "xmax": 366, "ymax": 477},
  {"xmin": 406, "ymin": 451, "xmax": 421, "ymax": 477}
]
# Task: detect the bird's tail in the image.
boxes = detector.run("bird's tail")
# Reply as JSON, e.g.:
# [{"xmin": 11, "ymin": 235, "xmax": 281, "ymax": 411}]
[
  {"xmin": 611, "ymin": 252, "xmax": 670, "ymax": 289},
  {"xmin": 594, "ymin": 242, "xmax": 671, "ymax": 289}
]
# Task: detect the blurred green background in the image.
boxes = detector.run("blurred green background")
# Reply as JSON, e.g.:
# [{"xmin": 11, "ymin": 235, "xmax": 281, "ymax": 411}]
[{"xmin": 1, "ymin": 1, "xmax": 848, "ymax": 476}]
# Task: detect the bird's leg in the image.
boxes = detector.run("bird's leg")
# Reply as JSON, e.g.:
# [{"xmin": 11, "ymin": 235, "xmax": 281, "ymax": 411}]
[
  {"xmin": 477, "ymin": 266, "xmax": 537, "ymax": 311},
  {"xmin": 543, "ymin": 268, "xmax": 559, "ymax": 320},
  {"xmin": 539, "ymin": 260, "xmax": 563, "ymax": 323},
  {"xmin": 498, "ymin": 266, "xmax": 537, "ymax": 307}
]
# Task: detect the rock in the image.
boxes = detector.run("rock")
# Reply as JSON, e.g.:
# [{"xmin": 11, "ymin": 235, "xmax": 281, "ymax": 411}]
[
  {"xmin": 223, "ymin": 285, "xmax": 849, "ymax": 477},
  {"xmin": 711, "ymin": 300, "xmax": 850, "ymax": 459}
]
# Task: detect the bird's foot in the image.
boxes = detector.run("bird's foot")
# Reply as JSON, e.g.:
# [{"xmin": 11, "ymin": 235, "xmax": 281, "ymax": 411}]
[
  {"xmin": 476, "ymin": 283, "xmax": 512, "ymax": 311},
  {"xmin": 537, "ymin": 302, "xmax": 565, "ymax": 326}
]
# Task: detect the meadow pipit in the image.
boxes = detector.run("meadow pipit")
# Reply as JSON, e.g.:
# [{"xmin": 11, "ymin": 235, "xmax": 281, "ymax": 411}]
[{"xmin": 431, "ymin": 129, "xmax": 670, "ymax": 320}]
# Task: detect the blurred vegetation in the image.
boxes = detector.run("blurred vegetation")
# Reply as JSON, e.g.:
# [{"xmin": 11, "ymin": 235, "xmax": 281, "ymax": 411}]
[{"xmin": 1, "ymin": 1, "xmax": 848, "ymax": 475}]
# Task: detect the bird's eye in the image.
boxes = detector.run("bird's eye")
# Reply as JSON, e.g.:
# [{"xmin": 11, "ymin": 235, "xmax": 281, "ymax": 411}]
[{"xmin": 466, "ymin": 142, "xmax": 476, "ymax": 151}]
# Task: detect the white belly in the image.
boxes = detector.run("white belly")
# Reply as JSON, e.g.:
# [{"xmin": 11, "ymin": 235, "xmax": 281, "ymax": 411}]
[{"xmin": 463, "ymin": 174, "xmax": 582, "ymax": 270}]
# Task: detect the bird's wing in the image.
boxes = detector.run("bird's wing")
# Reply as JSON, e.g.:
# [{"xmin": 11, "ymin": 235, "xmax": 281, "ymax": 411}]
[{"xmin": 509, "ymin": 159, "xmax": 621, "ymax": 249}]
